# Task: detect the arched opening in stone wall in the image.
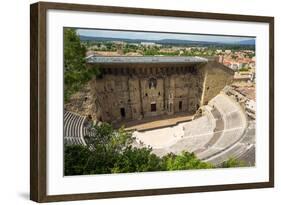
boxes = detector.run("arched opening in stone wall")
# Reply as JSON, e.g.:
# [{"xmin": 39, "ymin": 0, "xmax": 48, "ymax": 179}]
[
  {"xmin": 120, "ymin": 107, "xmax": 126, "ymax": 118},
  {"xmin": 151, "ymin": 103, "xmax": 157, "ymax": 112},
  {"xmin": 179, "ymin": 101, "xmax": 182, "ymax": 111}
]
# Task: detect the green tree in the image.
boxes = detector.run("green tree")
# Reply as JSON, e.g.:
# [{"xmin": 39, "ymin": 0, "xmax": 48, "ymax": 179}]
[
  {"xmin": 112, "ymin": 147, "xmax": 163, "ymax": 173},
  {"xmin": 64, "ymin": 145, "xmax": 93, "ymax": 175},
  {"xmin": 65, "ymin": 123, "xmax": 246, "ymax": 176},
  {"xmin": 162, "ymin": 152, "xmax": 213, "ymax": 171},
  {"xmin": 63, "ymin": 28, "xmax": 100, "ymax": 102},
  {"xmin": 85, "ymin": 123, "xmax": 134, "ymax": 152},
  {"xmin": 64, "ymin": 28, "xmax": 86, "ymax": 72},
  {"xmin": 221, "ymin": 158, "xmax": 246, "ymax": 168}
]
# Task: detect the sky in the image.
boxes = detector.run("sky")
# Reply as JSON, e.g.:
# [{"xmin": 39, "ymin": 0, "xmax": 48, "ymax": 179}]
[{"xmin": 76, "ymin": 28, "xmax": 255, "ymax": 44}]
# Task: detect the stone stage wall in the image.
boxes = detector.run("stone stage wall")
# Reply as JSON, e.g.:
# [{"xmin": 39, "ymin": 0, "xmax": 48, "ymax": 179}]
[{"xmin": 65, "ymin": 57, "xmax": 234, "ymax": 124}]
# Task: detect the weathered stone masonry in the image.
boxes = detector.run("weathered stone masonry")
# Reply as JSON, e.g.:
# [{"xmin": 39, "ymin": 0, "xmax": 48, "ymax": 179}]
[{"xmin": 65, "ymin": 56, "xmax": 234, "ymax": 124}]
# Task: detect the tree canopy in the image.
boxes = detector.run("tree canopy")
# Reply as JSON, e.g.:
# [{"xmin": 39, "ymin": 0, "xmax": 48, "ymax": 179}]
[
  {"xmin": 64, "ymin": 28, "xmax": 86, "ymax": 72},
  {"xmin": 64, "ymin": 122, "xmax": 214, "ymax": 175},
  {"xmin": 221, "ymin": 157, "xmax": 247, "ymax": 168},
  {"xmin": 63, "ymin": 28, "xmax": 100, "ymax": 102}
]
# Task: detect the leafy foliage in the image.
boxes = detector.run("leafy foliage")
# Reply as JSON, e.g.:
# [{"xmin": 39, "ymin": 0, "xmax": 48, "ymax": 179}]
[
  {"xmin": 221, "ymin": 158, "xmax": 247, "ymax": 168},
  {"xmin": 239, "ymin": 67, "xmax": 250, "ymax": 72},
  {"xmin": 64, "ymin": 145, "xmax": 93, "ymax": 175},
  {"xmin": 64, "ymin": 28, "xmax": 86, "ymax": 72},
  {"xmin": 112, "ymin": 147, "xmax": 163, "ymax": 173},
  {"xmin": 63, "ymin": 28, "xmax": 100, "ymax": 102},
  {"xmin": 64, "ymin": 123, "xmax": 215, "ymax": 175},
  {"xmin": 163, "ymin": 152, "xmax": 213, "ymax": 171}
]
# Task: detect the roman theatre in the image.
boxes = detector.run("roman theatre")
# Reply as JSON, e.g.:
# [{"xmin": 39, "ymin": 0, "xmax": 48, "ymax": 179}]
[{"xmin": 64, "ymin": 56, "xmax": 255, "ymax": 166}]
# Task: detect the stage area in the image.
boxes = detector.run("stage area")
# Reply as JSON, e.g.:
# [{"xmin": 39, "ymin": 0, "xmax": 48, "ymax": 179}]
[{"xmin": 114, "ymin": 113, "xmax": 194, "ymax": 132}]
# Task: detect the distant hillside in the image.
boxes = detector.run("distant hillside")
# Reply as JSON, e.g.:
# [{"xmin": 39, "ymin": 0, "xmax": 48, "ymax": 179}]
[
  {"xmin": 236, "ymin": 39, "xmax": 255, "ymax": 45},
  {"xmin": 156, "ymin": 39, "xmax": 221, "ymax": 46},
  {"xmin": 79, "ymin": 35, "xmax": 255, "ymax": 46},
  {"xmin": 79, "ymin": 35, "xmax": 222, "ymax": 46}
]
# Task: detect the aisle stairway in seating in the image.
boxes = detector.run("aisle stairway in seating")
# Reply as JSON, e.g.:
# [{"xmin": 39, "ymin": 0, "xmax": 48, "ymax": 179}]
[{"xmin": 197, "ymin": 94, "xmax": 249, "ymax": 165}]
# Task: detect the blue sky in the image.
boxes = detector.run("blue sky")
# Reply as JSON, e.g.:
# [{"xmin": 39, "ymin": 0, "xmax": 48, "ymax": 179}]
[{"xmin": 76, "ymin": 29, "xmax": 255, "ymax": 43}]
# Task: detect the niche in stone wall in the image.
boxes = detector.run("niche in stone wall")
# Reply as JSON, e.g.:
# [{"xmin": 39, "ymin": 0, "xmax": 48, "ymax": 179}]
[{"xmin": 148, "ymin": 78, "xmax": 157, "ymax": 89}]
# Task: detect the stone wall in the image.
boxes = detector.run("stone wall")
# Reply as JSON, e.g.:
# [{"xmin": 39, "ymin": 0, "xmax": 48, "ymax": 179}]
[
  {"xmin": 64, "ymin": 59, "xmax": 233, "ymax": 124},
  {"xmin": 200, "ymin": 61, "xmax": 234, "ymax": 105},
  {"xmin": 94, "ymin": 70, "xmax": 204, "ymax": 123},
  {"xmin": 64, "ymin": 77, "xmax": 100, "ymax": 120}
]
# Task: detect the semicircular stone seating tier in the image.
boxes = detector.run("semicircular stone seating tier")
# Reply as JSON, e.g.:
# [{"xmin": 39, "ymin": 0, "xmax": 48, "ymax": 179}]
[
  {"xmin": 148, "ymin": 114, "xmax": 216, "ymax": 156},
  {"xmin": 136, "ymin": 93, "xmax": 251, "ymax": 165},
  {"xmin": 63, "ymin": 111, "xmax": 94, "ymax": 146},
  {"xmin": 196, "ymin": 93, "xmax": 249, "ymax": 165}
]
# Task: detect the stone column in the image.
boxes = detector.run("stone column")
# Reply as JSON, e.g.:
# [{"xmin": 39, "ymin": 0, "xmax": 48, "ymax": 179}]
[
  {"xmin": 127, "ymin": 77, "xmax": 133, "ymax": 120},
  {"xmin": 163, "ymin": 75, "xmax": 166, "ymax": 112},
  {"xmin": 138, "ymin": 77, "xmax": 144, "ymax": 119}
]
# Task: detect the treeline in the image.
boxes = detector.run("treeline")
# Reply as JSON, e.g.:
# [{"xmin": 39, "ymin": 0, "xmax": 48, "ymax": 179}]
[
  {"xmin": 84, "ymin": 41, "xmax": 255, "ymax": 56},
  {"xmin": 64, "ymin": 123, "xmax": 246, "ymax": 175}
]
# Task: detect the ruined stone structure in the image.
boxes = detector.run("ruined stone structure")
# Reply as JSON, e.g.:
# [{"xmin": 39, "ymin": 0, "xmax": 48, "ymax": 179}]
[
  {"xmin": 65, "ymin": 56, "xmax": 234, "ymax": 124},
  {"xmin": 200, "ymin": 59, "xmax": 236, "ymax": 105}
]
